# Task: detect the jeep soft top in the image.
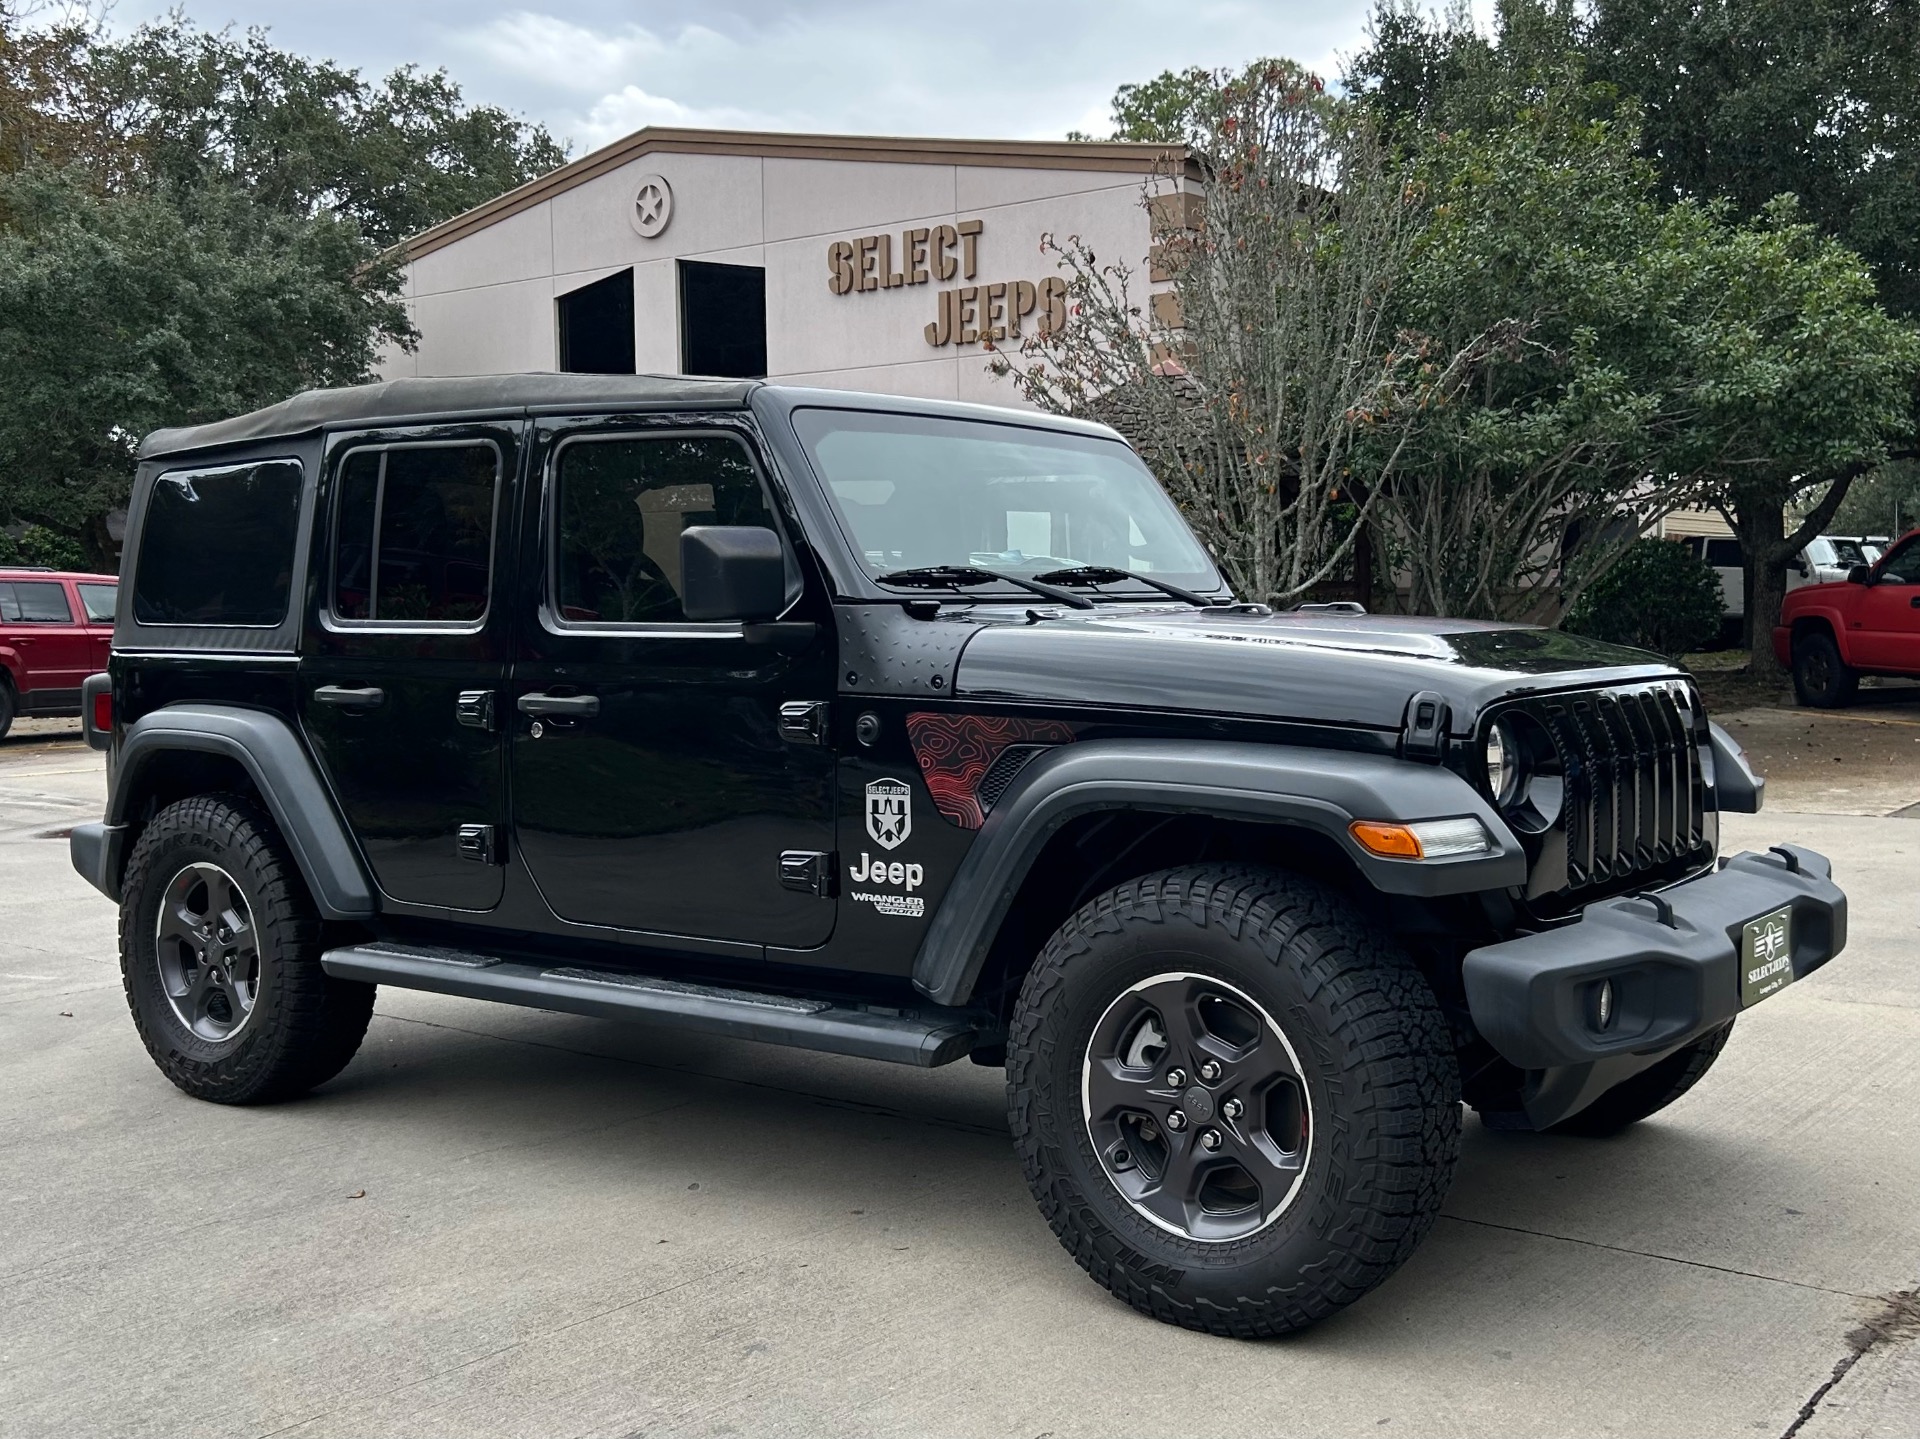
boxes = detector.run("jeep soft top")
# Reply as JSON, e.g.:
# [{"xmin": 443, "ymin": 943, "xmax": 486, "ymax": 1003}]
[{"xmin": 74, "ymin": 374, "xmax": 1845, "ymax": 1337}]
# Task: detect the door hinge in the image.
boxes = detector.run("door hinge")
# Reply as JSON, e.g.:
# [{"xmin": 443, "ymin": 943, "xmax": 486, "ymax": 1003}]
[
  {"xmin": 456, "ymin": 690, "xmax": 496, "ymax": 731},
  {"xmin": 456, "ymin": 823, "xmax": 500, "ymax": 864},
  {"xmin": 779, "ymin": 850, "xmax": 835, "ymax": 897},
  {"xmin": 778, "ymin": 700, "xmax": 829, "ymax": 745}
]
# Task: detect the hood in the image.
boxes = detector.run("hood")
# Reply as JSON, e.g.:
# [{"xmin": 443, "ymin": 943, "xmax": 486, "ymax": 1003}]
[{"xmin": 955, "ymin": 608, "xmax": 1679, "ymax": 735}]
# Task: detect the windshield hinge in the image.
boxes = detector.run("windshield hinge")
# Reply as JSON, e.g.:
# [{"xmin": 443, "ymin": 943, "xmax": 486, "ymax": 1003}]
[{"xmin": 1401, "ymin": 690, "xmax": 1449, "ymax": 762}]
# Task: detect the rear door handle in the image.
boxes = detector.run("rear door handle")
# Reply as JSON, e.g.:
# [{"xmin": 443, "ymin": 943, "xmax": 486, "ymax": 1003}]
[
  {"xmin": 517, "ymin": 692, "xmax": 600, "ymax": 718},
  {"xmin": 1908, "ymin": 595, "xmax": 1920, "ymax": 609},
  {"xmin": 313, "ymin": 685, "xmax": 386, "ymax": 709}
]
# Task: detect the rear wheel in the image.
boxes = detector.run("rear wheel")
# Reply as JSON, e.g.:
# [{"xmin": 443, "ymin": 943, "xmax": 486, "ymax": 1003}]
[
  {"xmin": 1007, "ymin": 865, "xmax": 1460, "ymax": 1338},
  {"xmin": 120, "ymin": 794, "xmax": 374, "ymax": 1104},
  {"xmin": 1548, "ymin": 1023, "xmax": 1734, "ymax": 1136},
  {"xmin": 1793, "ymin": 631, "xmax": 1857, "ymax": 708}
]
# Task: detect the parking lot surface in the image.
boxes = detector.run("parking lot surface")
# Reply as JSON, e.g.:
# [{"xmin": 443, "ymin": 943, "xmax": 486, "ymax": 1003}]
[{"xmin": 1, "ymin": 739, "xmax": 1915, "ymax": 1438}]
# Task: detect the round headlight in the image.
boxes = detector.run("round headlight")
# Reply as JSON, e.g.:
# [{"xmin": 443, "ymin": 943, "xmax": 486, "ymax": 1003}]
[{"xmin": 1485, "ymin": 721, "xmax": 1522, "ymax": 806}]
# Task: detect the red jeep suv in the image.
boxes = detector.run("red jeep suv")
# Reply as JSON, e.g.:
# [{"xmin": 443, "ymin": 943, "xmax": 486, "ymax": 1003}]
[
  {"xmin": 1776, "ymin": 529, "xmax": 1920, "ymax": 706},
  {"xmin": 0, "ymin": 568, "xmax": 116, "ymax": 736}
]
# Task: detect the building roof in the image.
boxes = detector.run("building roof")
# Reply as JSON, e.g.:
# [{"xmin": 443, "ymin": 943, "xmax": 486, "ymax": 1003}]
[
  {"xmin": 138, "ymin": 374, "xmax": 758, "ymax": 459},
  {"xmin": 399, "ymin": 126, "xmax": 1191, "ymax": 264}
]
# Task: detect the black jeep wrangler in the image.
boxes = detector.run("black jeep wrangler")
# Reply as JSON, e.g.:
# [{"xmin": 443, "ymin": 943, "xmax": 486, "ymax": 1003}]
[{"xmin": 73, "ymin": 374, "xmax": 1845, "ymax": 1337}]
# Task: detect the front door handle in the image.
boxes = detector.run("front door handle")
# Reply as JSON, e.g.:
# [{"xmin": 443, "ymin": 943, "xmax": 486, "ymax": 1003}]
[
  {"xmin": 313, "ymin": 685, "xmax": 386, "ymax": 709},
  {"xmin": 517, "ymin": 692, "xmax": 600, "ymax": 719}
]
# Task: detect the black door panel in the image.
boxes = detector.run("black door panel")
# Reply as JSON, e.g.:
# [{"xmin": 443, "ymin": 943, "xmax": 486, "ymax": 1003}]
[
  {"xmin": 301, "ymin": 426, "xmax": 517, "ymax": 913},
  {"xmin": 509, "ymin": 419, "xmax": 836, "ymax": 948}
]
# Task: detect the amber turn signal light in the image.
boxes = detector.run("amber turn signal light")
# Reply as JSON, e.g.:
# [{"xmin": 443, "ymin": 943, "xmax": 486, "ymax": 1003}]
[{"xmin": 1349, "ymin": 820, "xmax": 1424, "ymax": 859}]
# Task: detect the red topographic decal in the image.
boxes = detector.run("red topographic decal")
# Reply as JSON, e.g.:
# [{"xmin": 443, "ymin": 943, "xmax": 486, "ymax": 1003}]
[{"xmin": 906, "ymin": 713, "xmax": 1077, "ymax": 829}]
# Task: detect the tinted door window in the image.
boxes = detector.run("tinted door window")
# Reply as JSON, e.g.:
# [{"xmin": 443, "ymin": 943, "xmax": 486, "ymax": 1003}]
[
  {"xmin": 76, "ymin": 583, "xmax": 117, "ymax": 622},
  {"xmin": 0, "ymin": 581, "xmax": 74, "ymax": 623},
  {"xmin": 333, "ymin": 444, "xmax": 498, "ymax": 623},
  {"xmin": 553, "ymin": 434, "xmax": 779, "ymax": 625},
  {"xmin": 134, "ymin": 461, "xmax": 301, "ymax": 625}
]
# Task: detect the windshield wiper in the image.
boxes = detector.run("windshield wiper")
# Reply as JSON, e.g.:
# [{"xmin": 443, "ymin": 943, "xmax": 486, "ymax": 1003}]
[
  {"xmin": 1033, "ymin": 565, "xmax": 1218, "ymax": 609},
  {"xmin": 874, "ymin": 565, "xmax": 1095, "ymax": 609}
]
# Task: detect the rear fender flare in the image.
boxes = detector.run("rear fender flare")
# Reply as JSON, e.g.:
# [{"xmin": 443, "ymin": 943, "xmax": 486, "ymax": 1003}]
[
  {"xmin": 108, "ymin": 703, "xmax": 375, "ymax": 919},
  {"xmin": 910, "ymin": 739, "xmax": 1525, "ymax": 1007}
]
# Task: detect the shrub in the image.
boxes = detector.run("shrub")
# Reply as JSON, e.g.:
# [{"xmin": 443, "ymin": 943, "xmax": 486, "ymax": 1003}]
[
  {"xmin": 1564, "ymin": 538, "xmax": 1725, "ymax": 657},
  {"xmin": 0, "ymin": 524, "xmax": 89, "ymax": 571}
]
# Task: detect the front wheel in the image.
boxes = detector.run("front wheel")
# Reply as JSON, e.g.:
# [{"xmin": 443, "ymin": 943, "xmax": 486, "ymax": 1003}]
[
  {"xmin": 1793, "ymin": 632, "xmax": 1857, "ymax": 708},
  {"xmin": 1007, "ymin": 865, "xmax": 1460, "ymax": 1338}
]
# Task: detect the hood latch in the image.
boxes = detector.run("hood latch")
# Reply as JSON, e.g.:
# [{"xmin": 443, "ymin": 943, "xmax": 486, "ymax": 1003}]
[{"xmin": 1401, "ymin": 690, "xmax": 1450, "ymax": 762}]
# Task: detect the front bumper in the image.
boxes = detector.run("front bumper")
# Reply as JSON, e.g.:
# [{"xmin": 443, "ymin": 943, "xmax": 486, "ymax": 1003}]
[{"xmin": 1463, "ymin": 844, "xmax": 1845, "ymax": 1073}]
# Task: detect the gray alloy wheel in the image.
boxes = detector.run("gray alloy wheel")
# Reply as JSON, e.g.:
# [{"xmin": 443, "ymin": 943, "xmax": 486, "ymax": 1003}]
[
  {"xmin": 1082, "ymin": 971, "xmax": 1312, "ymax": 1242},
  {"xmin": 154, "ymin": 861, "xmax": 261, "ymax": 1042}
]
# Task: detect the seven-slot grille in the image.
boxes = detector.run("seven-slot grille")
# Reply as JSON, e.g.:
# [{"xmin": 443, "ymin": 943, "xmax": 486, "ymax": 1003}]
[{"xmin": 1515, "ymin": 683, "xmax": 1708, "ymax": 898}]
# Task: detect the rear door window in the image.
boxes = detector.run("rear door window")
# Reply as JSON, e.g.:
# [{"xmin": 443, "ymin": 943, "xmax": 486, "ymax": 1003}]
[
  {"xmin": 134, "ymin": 461, "xmax": 302, "ymax": 625},
  {"xmin": 331, "ymin": 443, "xmax": 499, "ymax": 624},
  {"xmin": 76, "ymin": 583, "xmax": 117, "ymax": 622},
  {"xmin": 0, "ymin": 580, "xmax": 76, "ymax": 623}
]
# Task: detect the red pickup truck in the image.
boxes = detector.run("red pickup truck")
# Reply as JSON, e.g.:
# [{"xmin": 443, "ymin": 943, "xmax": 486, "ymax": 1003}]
[
  {"xmin": 0, "ymin": 568, "xmax": 117, "ymax": 737},
  {"xmin": 1775, "ymin": 529, "xmax": 1920, "ymax": 706}
]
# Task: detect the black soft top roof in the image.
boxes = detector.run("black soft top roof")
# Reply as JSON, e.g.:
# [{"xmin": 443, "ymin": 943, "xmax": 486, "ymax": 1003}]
[{"xmin": 137, "ymin": 373, "xmax": 760, "ymax": 460}]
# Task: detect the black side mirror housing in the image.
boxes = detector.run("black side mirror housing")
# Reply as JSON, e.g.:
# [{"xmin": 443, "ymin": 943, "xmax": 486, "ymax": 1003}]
[
  {"xmin": 680, "ymin": 526, "xmax": 787, "ymax": 622},
  {"xmin": 1846, "ymin": 564, "xmax": 1871, "ymax": 585}
]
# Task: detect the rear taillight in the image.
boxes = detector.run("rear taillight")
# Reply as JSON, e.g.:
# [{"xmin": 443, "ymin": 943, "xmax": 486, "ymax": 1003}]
[{"xmin": 91, "ymin": 688, "xmax": 112, "ymax": 733}]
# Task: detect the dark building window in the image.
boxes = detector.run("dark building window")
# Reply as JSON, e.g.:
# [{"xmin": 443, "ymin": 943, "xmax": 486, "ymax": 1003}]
[
  {"xmin": 679, "ymin": 261, "xmax": 767, "ymax": 378},
  {"xmin": 557, "ymin": 268, "xmax": 636, "ymax": 374}
]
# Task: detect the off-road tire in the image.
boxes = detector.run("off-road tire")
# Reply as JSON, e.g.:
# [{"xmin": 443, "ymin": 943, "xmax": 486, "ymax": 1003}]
[
  {"xmin": 1793, "ymin": 631, "xmax": 1858, "ymax": 708},
  {"xmin": 1548, "ymin": 1021, "xmax": 1734, "ymax": 1137},
  {"xmin": 120, "ymin": 794, "xmax": 374, "ymax": 1104},
  {"xmin": 1007, "ymin": 865, "xmax": 1461, "ymax": 1338}
]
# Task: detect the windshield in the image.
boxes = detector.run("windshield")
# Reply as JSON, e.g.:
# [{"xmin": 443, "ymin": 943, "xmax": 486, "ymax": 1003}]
[{"xmin": 792, "ymin": 408, "xmax": 1221, "ymax": 594}]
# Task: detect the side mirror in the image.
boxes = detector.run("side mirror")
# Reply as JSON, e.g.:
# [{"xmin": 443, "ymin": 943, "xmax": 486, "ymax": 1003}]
[
  {"xmin": 680, "ymin": 525, "xmax": 787, "ymax": 622},
  {"xmin": 1847, "ymin": 564, "xmax": 1871, "ymax": 585}
]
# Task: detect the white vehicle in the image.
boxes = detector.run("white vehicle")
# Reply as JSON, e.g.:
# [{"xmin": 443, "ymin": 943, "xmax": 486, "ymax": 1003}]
[{"xmin": 1677, "ymin": 534, "xmax": 1875, "ymax": 624}]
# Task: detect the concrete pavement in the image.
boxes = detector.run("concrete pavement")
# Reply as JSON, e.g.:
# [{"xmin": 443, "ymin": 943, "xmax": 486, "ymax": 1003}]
[{"xmin": 0, "ymin": 744, "xmax": 1914, "ymax": 1438}]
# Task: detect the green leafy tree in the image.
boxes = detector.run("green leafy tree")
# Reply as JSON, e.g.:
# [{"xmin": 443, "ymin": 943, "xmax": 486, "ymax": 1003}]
[
  {"xmin": 0, "ymin": 521, "xmax": 86, "ymax": 569},
  {"xmin": 0, "ymin": 167, "xmax": 411, "ymax": 563},
  {"xmin": 1350, "ymin": 0, "xmax": 1920, "ymax": 664},
  {"xmin": 0, "ymin": 7, "xmax": 567, "ymax": 565},
  {"xmin": 1584, "ymin": 0, "xmax": 1920, "ymax": 322},
  {"xmin": 1563, "ymin": 538, "xmax": 1725, "ymax": 657}
]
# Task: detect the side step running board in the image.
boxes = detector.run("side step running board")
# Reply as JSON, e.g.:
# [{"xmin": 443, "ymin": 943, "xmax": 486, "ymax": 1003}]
[{"xmin": 320, "ymin": 942, "xmax": 982, "ymax": 1068}]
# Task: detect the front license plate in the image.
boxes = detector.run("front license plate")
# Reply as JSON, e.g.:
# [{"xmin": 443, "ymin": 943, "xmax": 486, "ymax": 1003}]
[{"xmin": 1739, "ymin": 906, "xmax": 1795, "ymax": 1008}]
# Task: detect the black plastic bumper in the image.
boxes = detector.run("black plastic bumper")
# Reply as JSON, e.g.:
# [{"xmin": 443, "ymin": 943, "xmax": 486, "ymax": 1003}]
[{"xmin": 1463, "ymin": 844, "xmax": 1845, "ymax": 1071}]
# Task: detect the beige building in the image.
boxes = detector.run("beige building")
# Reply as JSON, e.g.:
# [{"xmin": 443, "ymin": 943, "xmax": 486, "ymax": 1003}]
[{"xmin": 381, "ymin": 127, "xmax": 1192, "ymax": 407}]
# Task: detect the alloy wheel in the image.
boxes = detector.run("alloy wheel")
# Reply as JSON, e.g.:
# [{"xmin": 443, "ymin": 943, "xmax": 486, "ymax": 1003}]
[
  {"xmin": 155, "ymin": 862, "xmax": 261, "ymax": 1042},
  {"xmin": 1081, "ymin": 971, "xmax": 1312, "ymax": 1241}
]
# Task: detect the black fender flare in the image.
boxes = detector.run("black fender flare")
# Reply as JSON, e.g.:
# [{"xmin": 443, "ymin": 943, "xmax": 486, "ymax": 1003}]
[
  {"xmin": 101, "ymin": 703, "xmax": 375, "ymax": 919},
  {"xmin": 910, "ymin": 739, "xmax": 1526, "ymax": 1007}
]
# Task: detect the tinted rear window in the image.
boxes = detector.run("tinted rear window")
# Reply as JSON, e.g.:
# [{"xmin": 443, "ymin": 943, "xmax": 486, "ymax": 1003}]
[{"xmin": 134, "ymin": 461, "xmax": 302, "ymax": 626}]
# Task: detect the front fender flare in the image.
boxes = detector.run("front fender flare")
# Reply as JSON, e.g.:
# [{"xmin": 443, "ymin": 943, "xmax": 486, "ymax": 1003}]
[
  {"xmin": 910, "ymin": 739, "xmax": 1525, "ymax": 1007},
  {"xmin": 105, "ymin": 703, "xmax": 375, "ymax": 919}
]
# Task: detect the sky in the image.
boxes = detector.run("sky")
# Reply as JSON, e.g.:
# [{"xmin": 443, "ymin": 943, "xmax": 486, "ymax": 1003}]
[{"xmin": 96, "ymin": 1, "xmax": 1467, "ymax": 159}]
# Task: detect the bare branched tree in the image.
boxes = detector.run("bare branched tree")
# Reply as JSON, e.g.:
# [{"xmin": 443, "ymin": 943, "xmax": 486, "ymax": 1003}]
[{"xmin": 998, "ymin": 62, "xmax": 1449, "ymax": 606}]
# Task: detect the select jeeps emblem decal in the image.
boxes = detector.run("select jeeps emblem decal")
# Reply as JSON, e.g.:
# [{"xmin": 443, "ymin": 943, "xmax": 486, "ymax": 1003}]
[{"xmin": 865, "ymin": 778, "xmax": 912, "ymax": 850}]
